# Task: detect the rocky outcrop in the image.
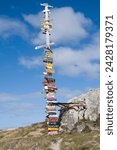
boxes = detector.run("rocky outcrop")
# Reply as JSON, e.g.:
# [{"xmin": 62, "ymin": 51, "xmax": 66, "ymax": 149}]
[{"xmin": 60, "ymin": 89, "xmax": 100, "ymax": 131}]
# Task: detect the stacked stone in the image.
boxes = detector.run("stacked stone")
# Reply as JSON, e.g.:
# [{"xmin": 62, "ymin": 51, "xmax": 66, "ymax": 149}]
[{"xmin": 41, "ymin": 3, "xmax": 59, "ymax": 135}]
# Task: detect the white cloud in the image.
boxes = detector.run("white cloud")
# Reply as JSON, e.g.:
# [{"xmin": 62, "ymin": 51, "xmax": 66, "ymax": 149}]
[
  {"xmin": 57, "ymin": 88, "xmax": 82, "ymax": 99},
  {"xmin": 0, "ymin": 17, "xmax": 29, "ymax": 39},
  {"xmin": 53, "ymin": 33, "xmax": 99, "ymax": 78},
  {"xmin": 23, "ymin": 12, "xmax": 42, "ymax": 28},
  {"xmin": 19, "ymin": 7, "xmax": 99, "ymax": 78},
  {"xmin": 0, "ymin": 92, "xmax": 42, "ymax": 102},
  {"xmin": 0, "ymin": 92, "xmax": 43, "ymax": 115},
  {"xmin": 1, "ymin": 102, "xmax": 36, "ymax": 115},
  {"xmin": 0, "ymin": 88, "xmax": 81, "ymax": 115},
  {"xmin": 23, "ymin": 7, "xmax": 92, "ymax": 45},
  {"xmin": 0, "ymin": 88, "xmax": 81, "ymax": 108},
  {"xmin": 19, "ymin": 32, "xmax": 99, "ymax": 78},
  {"xmin": 19, "ymin": 56, "xmax": 42, "ymax": 69}
]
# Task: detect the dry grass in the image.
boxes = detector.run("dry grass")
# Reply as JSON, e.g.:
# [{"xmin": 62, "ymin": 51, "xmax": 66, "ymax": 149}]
[
  {"xmin": 0, "ymin": 121, "xmax": 99, "ymax": 150},
  {"xmin": 60, "ymin": 131, "xmax": 99, "ymax": 150}
]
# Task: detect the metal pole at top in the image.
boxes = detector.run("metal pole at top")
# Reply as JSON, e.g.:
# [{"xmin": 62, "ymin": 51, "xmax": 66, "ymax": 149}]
[
  {"xmin": 35, "ymin": 3, "xmax": 54, "ymax": 50},
  {"xmin": 41, "ymin": 3, "xmax": 53, "ymax": 48}
]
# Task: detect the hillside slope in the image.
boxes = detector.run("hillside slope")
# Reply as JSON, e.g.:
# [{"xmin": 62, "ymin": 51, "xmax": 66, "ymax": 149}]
[
  {"xmin": 0, "ymin": 123, "xmax": 99, "ymax": 150},
  {"xmin": 0, "ymin": 89, "xmax": 100, "ymax": 150}
]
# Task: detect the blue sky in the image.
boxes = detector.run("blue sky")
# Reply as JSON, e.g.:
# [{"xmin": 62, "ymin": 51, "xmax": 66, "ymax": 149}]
[{"xmin": 0, "ymin": 0, "xmax": 100, "ymax": 129}]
